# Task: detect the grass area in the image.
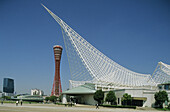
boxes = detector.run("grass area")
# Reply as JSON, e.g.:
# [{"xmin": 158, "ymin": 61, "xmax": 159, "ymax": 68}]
[
  {"xmin": 2, "ymin": 100, "xmax": 41, "ymax": 104},
  {"xmin": 2, "ymin": 101, "xmax": 16, "ymax": 103}
]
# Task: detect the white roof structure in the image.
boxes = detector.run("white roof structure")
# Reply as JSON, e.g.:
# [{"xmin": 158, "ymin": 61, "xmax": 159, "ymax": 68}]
[
  {"xmin": 152, "ymin": 62, "xmax": 170, "ymax": 84},
  {"xmin": 42, "ymin": 5, "xmax": 169, "ymax": 89}
]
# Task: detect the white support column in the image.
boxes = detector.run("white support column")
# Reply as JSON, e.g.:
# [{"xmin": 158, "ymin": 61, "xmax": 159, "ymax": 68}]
[
  {"xmin": 95, "ymin": 84, "xmax": 97, "ymax": 90},
  {"xmin": 142, "ymin": 100, "xmax": 146, "ymax": 107},
  {"xmin": 62, "ymin": 94, "xmax": 67, "ymax": 104}
]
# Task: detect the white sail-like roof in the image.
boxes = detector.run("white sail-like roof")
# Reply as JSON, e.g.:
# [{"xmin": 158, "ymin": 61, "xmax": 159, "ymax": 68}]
[
  {"xmin": 152, "ymin": 62, "xmax": 170, "ymax": 84},
  {"xmin": 42, "ymin": 5, "xmax": 162, "ymax": 88}
]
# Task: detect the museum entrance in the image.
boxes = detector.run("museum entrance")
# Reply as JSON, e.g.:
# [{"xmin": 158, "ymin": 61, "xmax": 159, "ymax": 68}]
[
  {"xmin": 132, "ymin": 100, "xmax": 143, "ymax": 106},
  {"xmin": 132, "ymin": 97, "xmax": 147, "ymax": 107},
  {"xmin": 69, "ymin": 95, "xmax": 85, "ymax": 104}
]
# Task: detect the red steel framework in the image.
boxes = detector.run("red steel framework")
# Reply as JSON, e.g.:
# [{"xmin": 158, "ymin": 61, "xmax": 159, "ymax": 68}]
[{"xmin": 51, "ymin": 45, "xmax": 62, "ymax": 96}]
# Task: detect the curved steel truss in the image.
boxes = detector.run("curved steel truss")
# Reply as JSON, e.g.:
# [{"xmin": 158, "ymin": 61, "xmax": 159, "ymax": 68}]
[
  {"xmin": 152, "ymin": 62, "xmax": 170, "ymax": 84},
  {"xmin": 42, "ymin": 5, "xmax": 169, "ymax": 88}
]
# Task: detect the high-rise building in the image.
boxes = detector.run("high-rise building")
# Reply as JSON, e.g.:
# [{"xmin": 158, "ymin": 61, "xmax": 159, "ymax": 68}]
[
  {"xmin": 3, "ymin": 78, "xmax": 14, "ymax": 96},
  {"xmin": 51, "ymin": 45, "xmax": 63, "ymax": 96},
  {"xmin": 0, "ymin": 91, "xmax": 3, "ymax": 97}
]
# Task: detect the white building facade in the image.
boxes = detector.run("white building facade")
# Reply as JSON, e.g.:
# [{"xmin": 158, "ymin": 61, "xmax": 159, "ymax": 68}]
[
  {"xmin": 31, "ymin": 89, "xmax": 44, "ymax": 96},
  {"xmin": 62, "ymin": 83, "xmax": 170, "ymax": 107}
]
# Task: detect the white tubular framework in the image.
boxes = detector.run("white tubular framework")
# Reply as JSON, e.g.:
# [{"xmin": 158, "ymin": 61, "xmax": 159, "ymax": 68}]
[
  {"xmin": 152, "ymin": 62, "xmax": 170, "ymax": 84},
  {"xmin": 42, "ymin": 5, "xmax": 159, "ymax": 88}
]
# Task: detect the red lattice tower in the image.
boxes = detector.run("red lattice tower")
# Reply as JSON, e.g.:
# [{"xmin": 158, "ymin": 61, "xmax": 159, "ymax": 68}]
[{"xmin": 51, "ymin": 45, "xmax": 62, "ymax": 96}]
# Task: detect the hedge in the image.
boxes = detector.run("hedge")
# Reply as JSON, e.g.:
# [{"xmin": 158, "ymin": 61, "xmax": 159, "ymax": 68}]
[{"xmin": 102, "ymin": 104, "xmax": 136, "ymax": 109}]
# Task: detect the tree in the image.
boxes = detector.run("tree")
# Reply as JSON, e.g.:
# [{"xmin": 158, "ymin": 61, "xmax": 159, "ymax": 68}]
[
  {"xmin": 105, "ymin": 91, "xmax": 116, "ymax": 105},
  {"xmin": 59, "ymin": 95, "xmax": 62, "ymax": 102},
  {"xmin": 2, "ymin": 96, "xmax": 11, "ymax": 100},
  {"xmin": 93, "ymin": 90, "xmax": 104, "ymax": 105},
  {"xmin": 45, "ymin": 97, "xmax": 50, "ymax": 102},
  {"xmin": 154, "ymin": 91, "xmax": 168, "ymax": 108},
  {"xmin": 122, "ymin": 93, "xmax": 132, "ymax": 105},
  {"xmin": 49, "ymin": 96, "xmax": 57, "ymax": 103}
]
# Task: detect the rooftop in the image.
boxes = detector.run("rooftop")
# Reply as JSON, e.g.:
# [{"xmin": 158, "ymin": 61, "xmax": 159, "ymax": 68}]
[{"xmin": 62, "ymin": 83, "xmax": 96, "ymax": 95}]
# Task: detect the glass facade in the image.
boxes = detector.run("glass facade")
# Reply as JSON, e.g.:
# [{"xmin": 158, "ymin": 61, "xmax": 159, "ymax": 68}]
[
  {"xmin": 3, "ymin": 78, "xmax": 14, "ymax": 93},
  {"xmin": 164, "ymin": 84, "xmax": 170, "ymax": 90}
]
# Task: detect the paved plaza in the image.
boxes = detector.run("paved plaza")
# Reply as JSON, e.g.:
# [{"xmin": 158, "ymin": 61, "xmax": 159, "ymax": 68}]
[{"xmin": 0, "ymin": 104, "xmax": 164, "ymax": 112}]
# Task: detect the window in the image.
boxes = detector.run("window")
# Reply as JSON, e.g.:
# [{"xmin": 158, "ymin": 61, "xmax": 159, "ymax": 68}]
[{"xmin": 164, "ymin": 85, "xmax": 170, "ymax": 90}]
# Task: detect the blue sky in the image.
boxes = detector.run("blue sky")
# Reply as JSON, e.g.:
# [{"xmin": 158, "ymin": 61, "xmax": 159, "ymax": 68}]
[{"xmin": 0, "ymin": 0, "xmax": 170, "ymax": 95}]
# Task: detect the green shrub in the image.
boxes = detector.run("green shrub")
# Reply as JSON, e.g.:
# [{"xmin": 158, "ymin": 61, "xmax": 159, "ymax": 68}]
[
  {"xmin": 49, "ymin": 96, "xmax": 57, "ymax": 103},
  {"xmin": 102, "ymin": 104, "xmax": 136, "ymax": 109},
  {"xmin": 105, "ymin": 91, "xmax": 116, "ymax": 105},
  {"xmin": 93, "ymin": 90, "xmax": 104, "ymax": 105},
  {"xmin": 154, "ymin": 91, "xmax": 168, "ymax": 108},
  {"xmin": 168, "ymin": 104, "xmax": 170, "ymax": 109},
  {"xmin": 155, "ymin": 107, "xmax": 170, "ymax": 111},
  {"xmin": 122, "ymin": 93, "xmax": 132, "ymax": 106}
]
